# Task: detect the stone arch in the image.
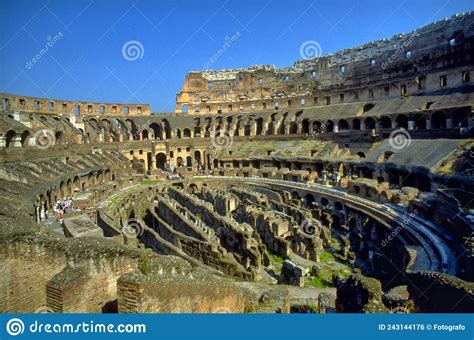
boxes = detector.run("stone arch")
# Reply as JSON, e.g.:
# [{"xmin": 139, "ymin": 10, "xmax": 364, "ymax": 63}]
[
  {"xmin": 289, "ymin": 121, "xmax": 298, "ymax": 134},
  {"xmin": 5, "ymin": 130, "xmax": 17, "ymax": 147},
  {"xmin": 334, "ymin": 201, "xmax": 344, "ymax": 211},
  {"xmin": 54, "ymin": 131, "xmax": 62, "ymax": 144},
  {"xmin": 194, "ymin": 150, "xmax": 202, "ymax": 168},
  {"xmin": 413, "ymin": 113, "xmax": 426, "ymax": 129},
  {"xmin": 256, "ymin": 117, "xmax": 264, "ymax": 135},
  {"xmin": 291, "ymin": 191, "xmax": 300, "ymax": 200},
  {"xmin": 156, "ymin": 152, "xmax": 167, "ymax": 170},
  {"xmin": 305, "ymin": 193, "xmax": 316, "ymax": 208},
  {"xmin": 338, "ymin": 119, "xmax": 349, "ymax": 131},
  {"xmin": 452, "ymin": 108, "xmax": 469, "ymax": 127},
  {"xmin": 176, "ymin": 156, "xmax": 183, "ymax": 167},
  {"xmin": 313, "ymin": 121, "xmax": 322, "ymax": 133},
  {"xmin": 20, "ymin": 130, "xmax": 30, "ymax": 146},
  {"xmin": 395, "ymin": 114, "xmax": 408, "ymax": 129},
  {"xmin": 379, "ymin": 116, "xmax": 392, "ymax": 129},
  {"xmin": 183, "ymin": 128, "xmax": 191, "ymax": 138},
  {"xmin": 431, "ymin": 111, "xmax": 447, "ymax": 129},
  {"xmin": 149, "ymin": 123, "xmax": 163, "ymax": 140},
  {"xmin": 162, "ymin": 119, "xmax": 172, "ymax": 139},
  {"xmin": 352, "ymin": 118, "xmax": 361, "ymax": 130},
  {"xmin": 301, "ymin": 119, "xmax": 310, "ymax": 134},
  {"xmin": 364, "ymin": 117, "xmax": 376, "ymax": 130},
  {"xmin": 326, "ymin": 120, "xmax": 334, "ymax": 133}
]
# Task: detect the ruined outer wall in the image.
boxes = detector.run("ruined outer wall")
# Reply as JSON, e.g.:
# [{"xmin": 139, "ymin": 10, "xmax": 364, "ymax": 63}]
[
  {"xmin": 0, "ymin": 93, "xmax": 150, "ymax": 116},
  {"xmin": 176, "ymin": 12, "xmax": 474, "ymax": 114}
]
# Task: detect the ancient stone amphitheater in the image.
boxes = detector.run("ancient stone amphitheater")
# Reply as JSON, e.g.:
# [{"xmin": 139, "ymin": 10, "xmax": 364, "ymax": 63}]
[{"xmin": 1, "ymin": 12, "xmax": 473, "ymax": 314}]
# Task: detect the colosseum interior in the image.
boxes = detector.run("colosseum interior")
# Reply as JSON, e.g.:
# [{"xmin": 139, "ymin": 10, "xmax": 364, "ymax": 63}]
[{"xmin": 0, "ymin": 12, "xmax": 473, "ymax": 314}]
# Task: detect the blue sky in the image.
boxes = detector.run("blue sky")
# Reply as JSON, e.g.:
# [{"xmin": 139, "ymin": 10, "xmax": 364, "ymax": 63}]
[{"xmin": 0, "ymin": 0, "xmax": 472, "ymax": 112}]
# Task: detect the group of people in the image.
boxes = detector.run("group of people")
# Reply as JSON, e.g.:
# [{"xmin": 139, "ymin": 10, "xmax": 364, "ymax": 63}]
[
  {"xmin": 50, "ymin": 196, "xmax": 80, "ymax": 225},
  {"xmin": 167, "ymin": 172, "xmax": 184, "ymax": 180}
]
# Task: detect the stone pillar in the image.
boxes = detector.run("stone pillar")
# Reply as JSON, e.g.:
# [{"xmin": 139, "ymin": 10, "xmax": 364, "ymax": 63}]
[
  {"xmin": 334, "ymin": 171, "xmax": 341, "ymax": 185},
  {"xmin": 334, "ymin": 123, "xmax": 339, "ymax": 133},
  {"xmin": 0, "ymin": 136, "xmax": 5, "ymax": 148},
  {"xmin": 360, "ymin": 121, "xmax": 365, "ymax": 130},
  {"xmin": 13, "ymin": 136, "xmax": 22, "ymax": 147},
  {"xmin": 446, "ymin": 118, "xmax": 453, "ymax": 129},
  {"xmin": 426, "ymin": 119, "xmax": 431, "ymax": 130},
  {"xmin": 150, "ymin": 154, "xmax": 155, "ymax": 170},
  {"xmin": 321, "ymin": 170, "xmax": 327, "ymax": 184},
  {"xmin": 408, "ymin": 120, "xmax": 415, "ymax": 130}
]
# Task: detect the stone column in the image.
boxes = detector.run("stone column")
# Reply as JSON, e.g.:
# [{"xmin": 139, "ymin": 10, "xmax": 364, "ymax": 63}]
[
  {"xmin": 408, "ymin": 120, "xmax": 415, "ymax": 130},
  {"xmin": 333, "ymin": 123, "xmax": 339, "ymax": 133},
  {"xmin": 426, "ymin": 119, "xmax": 431, "ymax": 130},
  {"xmin": 150, "ymin": 153, "xmax": 155, "ymax": 170},
  {"xmin": 13, "ymin": 137, "xmax": 22, "ymax": 147},
  {"xmin": 446, "ymin": 118, "xmax": 453, "ymax": 129}
]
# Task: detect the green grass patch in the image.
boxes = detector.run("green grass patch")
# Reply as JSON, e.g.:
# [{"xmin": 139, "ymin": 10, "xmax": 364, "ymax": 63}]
[
  {"xmin": 320, "ymin": 250, "xmax": 335, "ymax": 261},
  {"xmin": 308, "ymin": 276, "xmax": 330, "ymax": 288},
  {"xmin": 267, "ymin": 251, "xmax": 284, "ymax": 264}
]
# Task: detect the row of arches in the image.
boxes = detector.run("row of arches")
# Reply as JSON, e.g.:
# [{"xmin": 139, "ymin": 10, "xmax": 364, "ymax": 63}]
[{"xmin": 34, "ymin": 169, "xmax": 115, "ymax": 222}]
